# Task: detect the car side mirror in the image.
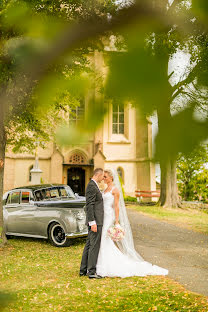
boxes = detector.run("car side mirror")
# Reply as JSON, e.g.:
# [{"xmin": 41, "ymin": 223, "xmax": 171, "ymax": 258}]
[{"xmin": 75, "ymin": 193, "xmax": 79, "ymax": 198}]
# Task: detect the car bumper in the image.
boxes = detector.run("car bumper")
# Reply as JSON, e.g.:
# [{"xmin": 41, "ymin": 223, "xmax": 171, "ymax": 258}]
[{"xmin": 65, "ymin": 231, "xmax": 88, "ymax": 239}]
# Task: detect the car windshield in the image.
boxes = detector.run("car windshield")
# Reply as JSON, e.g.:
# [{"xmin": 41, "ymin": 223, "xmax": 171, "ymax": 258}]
[{"xmin": 34, "ymin": 186, "xmax": 76, "ymax": 201}]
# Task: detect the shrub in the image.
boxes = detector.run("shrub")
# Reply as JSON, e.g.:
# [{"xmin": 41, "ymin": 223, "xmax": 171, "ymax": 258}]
[{"xmin": 124, "ymin": 195, "xmax": 137, "ymax": 202}]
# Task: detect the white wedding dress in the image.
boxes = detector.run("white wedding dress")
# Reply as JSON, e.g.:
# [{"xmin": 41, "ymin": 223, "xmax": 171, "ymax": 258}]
[{"xmin": 96, "ymin": 188, "xmax": 168, "ymax": 278}]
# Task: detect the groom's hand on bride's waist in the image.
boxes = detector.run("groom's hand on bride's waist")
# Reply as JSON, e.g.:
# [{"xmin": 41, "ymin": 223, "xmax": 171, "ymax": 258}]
[{"xmin": 91, "ymin": 224, "xmax": 97, "ymax": 232}]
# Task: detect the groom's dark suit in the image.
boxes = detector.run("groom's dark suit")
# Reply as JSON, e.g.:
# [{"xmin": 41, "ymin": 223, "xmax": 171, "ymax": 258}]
[{"xmin": 80, "ymin": 179, "xmax": 104, "ymax": 276}]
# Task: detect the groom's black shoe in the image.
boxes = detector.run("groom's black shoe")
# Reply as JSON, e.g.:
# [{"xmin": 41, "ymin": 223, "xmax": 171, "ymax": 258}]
[
  {"xmin": 79, "ymin": 271, "xmax": 87, "ymax": 277},
  {"xmin": 88, "ymin": 273, "xmax": 102, "ymax": 279}
]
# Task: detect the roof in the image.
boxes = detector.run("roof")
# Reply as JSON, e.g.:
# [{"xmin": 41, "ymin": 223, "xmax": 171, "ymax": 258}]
[{"xmin": 13, "ymin": 184, "xmax": 67, "ymax": 191}]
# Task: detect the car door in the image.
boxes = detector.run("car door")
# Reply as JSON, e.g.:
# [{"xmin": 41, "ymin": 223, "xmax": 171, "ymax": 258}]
[
  {"xmin": 5, "ymin": 190, "xmax": 37, "ymax": 235},
  {"xmin": 17, "ymin": 190, "xmax": 37, "ymax": 235},
  {"xmin": 5, "ymin": 190, "xmax": 22, "ymax": 233}
]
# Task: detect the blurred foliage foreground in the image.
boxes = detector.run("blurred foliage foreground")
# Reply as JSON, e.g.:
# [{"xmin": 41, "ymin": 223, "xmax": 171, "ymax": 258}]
[
  {"xmin": 0, "ymin": 238, "xmax": 208, "ymax": 311},
  {"xmin": 0, "ymin": 0, "xmax": 208, "ymax": 155}
]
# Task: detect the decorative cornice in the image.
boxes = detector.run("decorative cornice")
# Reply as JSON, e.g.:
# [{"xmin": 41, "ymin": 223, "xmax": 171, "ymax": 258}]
[
  {"xmin": 5, "ymin": 155, "xmax": 153, "ymax": 163},
  {"xmin": 107, "ymin": 141, "xmax": 131, "ymax": 145},
  {"xmin": 105, "ymin": 158, "xmax": 153, "ymax": 163},
  {"xmin": 5, "ymin": 155, "xmax": 51, "ymax": 160}
]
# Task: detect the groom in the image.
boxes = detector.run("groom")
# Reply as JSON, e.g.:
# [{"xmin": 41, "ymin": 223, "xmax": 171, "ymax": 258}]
[{"xmin": 80, "ymin": 168, "xmax": 104, "ymax": 279}]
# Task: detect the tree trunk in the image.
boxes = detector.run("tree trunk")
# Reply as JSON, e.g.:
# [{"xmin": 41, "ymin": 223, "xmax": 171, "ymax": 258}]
[
  {"xmin": 170, "ymin": 158, "xmax": 180, "ymax": 207},
  {"xmin": 159, "ymin": 157, "xmax": 181, "ymax": 208},
  {"xmin": 0, "ymin": 105, "xmax": 7, "ymax": 246},
  {"xmin": 184, "ymin": 181, "xmax": 189, "ymax": 201},
  {"xmin": 156, "ymin": 68, "xmax": 181, "ymax": 208}
]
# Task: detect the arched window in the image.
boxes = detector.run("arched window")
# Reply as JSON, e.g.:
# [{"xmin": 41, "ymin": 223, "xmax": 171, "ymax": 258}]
[
  {"xmin": 69, "ymin": 153, "xmax": 85, "ymax": 164},
  {"xmin": 29, "ymin": 165, "xmax": 33, "ymax": 182},
  {"xmin": 117, "ymin": 167, "xmax": 124, "ymax": 183}
]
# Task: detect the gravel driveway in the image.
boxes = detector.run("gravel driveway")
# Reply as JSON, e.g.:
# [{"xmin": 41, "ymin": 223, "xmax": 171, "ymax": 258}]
[{"xmin": 127, "ymin": 207, "xmax": 208, "ymax": 297}]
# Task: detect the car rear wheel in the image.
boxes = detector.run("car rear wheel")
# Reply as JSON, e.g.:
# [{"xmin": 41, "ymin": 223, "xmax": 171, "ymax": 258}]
[
  {"xmin": 6, "ymin": 234, "xmax": 14, "ymax": 239},
  {"xmin": 48, "ymin": 223, "xmax": 71, "ymax": 247}
]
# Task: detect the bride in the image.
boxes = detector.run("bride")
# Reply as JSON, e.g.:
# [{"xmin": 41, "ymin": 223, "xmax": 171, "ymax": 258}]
[{"xmin": 96, "ymin": 169, "xmax": 168, "ymax": 278}]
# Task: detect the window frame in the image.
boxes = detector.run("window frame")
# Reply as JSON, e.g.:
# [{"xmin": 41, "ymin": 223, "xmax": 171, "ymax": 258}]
[
  {"xmin": 33, "ymin": 186, "xmax": 75, "ymax": 201},
  {"xmin": 69, "ymin": 98, "xmax": 85, "ymax": 126},
  {"xmin": 6, "ymin": 191, "xmax": 21, "ymax": 205},
  {"xmin": 112, "ymin": 103, "xmax": 125, "ymax": 135},
  {"xmin": 29, "ymin": 165, "xmax": 33, "ymax": 182},
  {"xmin": 108, "ymin": 102, "xmax": 130, "ymax": 143},
  {"xmin": 117, "ymin": 167, "xmax": 124, "ymax": 184},
  {"xmin": 20, "ymin": 190, "xmax": 33, "ymax": 205}
]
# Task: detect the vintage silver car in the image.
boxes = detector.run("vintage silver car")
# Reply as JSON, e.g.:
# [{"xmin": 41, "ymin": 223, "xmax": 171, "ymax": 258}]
[{"xmin": 3, "ymin": 184, "xmax": 88, "ymax": 247}]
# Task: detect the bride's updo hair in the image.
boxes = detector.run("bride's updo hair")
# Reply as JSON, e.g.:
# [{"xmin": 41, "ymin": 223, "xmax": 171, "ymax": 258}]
[{"xmin": 104, "ymin": 169, "xmax": 114, "ymax": 181}]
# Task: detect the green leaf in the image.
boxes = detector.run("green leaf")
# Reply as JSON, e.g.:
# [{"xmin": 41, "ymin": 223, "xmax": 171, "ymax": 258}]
[
  {"xmin": 192, "ymin": 0, "xmax": 208, "ymax": 21},
  {"xmin": 55, "ymin": 124, "xmax": 90, "ymax": 146},
  {"xmin": 35, "ymin": 71, "xmax": 90, "ymax": 114},
  {"xmin": 105, "ymin": 46, "xmax": 169, "ymax": 116},
  {"xmin": 155, "ymin": 105, "xmax": 208, "ymax": 160}
]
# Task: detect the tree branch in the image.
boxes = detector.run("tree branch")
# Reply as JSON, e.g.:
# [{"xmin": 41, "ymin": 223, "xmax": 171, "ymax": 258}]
[
  {"xmin": 172, "ymin": 62, "xmax": 201, "ymax": 93},
  {"xmin": 171, "ymin": 87, "xmax": 184, "ymax": 101},
  {"xmin": 168, "ymin": 0, "xmax": 183, "ymax": 13},
  {"xmin": 168, "ymin": 70, "xmax": 174, "ymax": 79}
]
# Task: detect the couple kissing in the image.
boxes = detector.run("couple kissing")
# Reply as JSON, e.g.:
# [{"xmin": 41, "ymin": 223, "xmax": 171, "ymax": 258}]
[{"xmin": 80, "ymin": 168, "xmax": 168, "ymax": 278}]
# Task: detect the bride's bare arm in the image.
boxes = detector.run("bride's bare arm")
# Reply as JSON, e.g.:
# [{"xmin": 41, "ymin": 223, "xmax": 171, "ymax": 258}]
[{"xmin": 113, "ymin": 188, "xmax": 120, "ymax": 224}]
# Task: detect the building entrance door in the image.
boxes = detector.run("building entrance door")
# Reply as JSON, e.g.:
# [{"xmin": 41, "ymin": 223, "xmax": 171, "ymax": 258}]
[{"xmin": 67, "ymin": 167, "xmax": 85, "ymax": 196}]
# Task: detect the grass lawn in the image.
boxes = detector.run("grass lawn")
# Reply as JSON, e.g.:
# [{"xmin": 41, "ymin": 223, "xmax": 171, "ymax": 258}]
[
  {"xmin": 129, "ymin": 205, "xmax": 208, "ymax": 235},
  {"xmin": 0, "ymin": 237, "xmax": 208, "ymax": 312}
]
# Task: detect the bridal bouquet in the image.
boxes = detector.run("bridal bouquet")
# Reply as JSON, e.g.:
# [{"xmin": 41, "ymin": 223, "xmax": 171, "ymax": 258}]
[{"xmin": 107, "ymin": 223, "xmax": 125, "ymax": 242}]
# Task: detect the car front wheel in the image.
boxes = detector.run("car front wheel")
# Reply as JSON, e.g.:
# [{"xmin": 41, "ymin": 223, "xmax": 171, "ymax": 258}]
[{"xmin": 48, "ymin": 223, "xmax": 71, "ymax": 247}]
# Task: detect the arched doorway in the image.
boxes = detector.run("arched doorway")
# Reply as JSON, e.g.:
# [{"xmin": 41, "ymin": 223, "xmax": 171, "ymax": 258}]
[{"xmin": 67, "ymin": 167, "xmax": 85, "ymax": 196}]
